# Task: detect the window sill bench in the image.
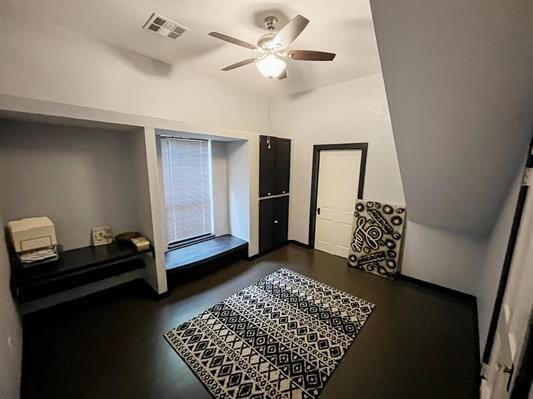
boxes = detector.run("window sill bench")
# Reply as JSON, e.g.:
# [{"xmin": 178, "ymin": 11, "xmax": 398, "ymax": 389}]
[{"xmin": 165, "ymin": 234, "xmax": 248, "ymax": 272}]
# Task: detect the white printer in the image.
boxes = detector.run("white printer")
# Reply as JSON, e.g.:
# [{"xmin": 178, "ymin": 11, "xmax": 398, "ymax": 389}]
[{"xmin": 7, "ymin": 217, "xmax": 59, "ymax": 264}]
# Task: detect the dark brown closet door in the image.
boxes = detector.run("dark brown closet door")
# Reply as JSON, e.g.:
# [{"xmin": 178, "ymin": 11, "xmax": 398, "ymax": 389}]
[
  {"xmin": 259, "ymin": 198, "xmax": 274, "ymax": 252},
  {"xmin": 259, "ymin": 136, "xmax": 276, "ymax": 197},
  {"xmin": 274, "ymin": 138, "xmax": 291, "ymax": 195},
  {"xmin": 273, "ymin": 196, "xmax": 289, "ymax": 247}
]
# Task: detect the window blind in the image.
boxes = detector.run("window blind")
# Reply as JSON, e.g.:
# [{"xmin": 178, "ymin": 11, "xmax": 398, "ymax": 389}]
[{"xmin": 161, "ymin": 137, "xmax": 213, "ymax": 244}]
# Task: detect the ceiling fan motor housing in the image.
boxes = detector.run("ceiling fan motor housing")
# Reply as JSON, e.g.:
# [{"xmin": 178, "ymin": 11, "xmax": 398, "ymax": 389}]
[
  {"xmin": 257, "ymin": 16, "xmax": 280, "ymax": 50},
  {"xmin": 264, "ymin": 16, "xmax": 278, "ymax": 31},
  {"xmin": 257, "ymin": 33, "xmax": 277, "ymax": 50}
]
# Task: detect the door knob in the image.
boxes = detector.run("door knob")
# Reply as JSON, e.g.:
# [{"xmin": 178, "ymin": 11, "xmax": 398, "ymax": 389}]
[
  {"xmin": 317, "ymin": 208, "xmax": 321, "ymax": 215},
  {"xmin": 497, "ymin": 362, "xmax": 515, "ymax": 392},
  {"xmin": 274, "ymin": 220, "xmax": 279, "ymax": 224}
]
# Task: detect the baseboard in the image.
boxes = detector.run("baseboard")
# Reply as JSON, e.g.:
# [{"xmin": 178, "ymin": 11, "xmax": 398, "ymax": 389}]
[
  {"xmin": 154, "ymin": 290, "xmax": 171, "ymax": 300},
  {"xmin": 247, "ymin": 252, "xmax": 263, "ymax": 261},
  {"xmin": 247, "ymin": 244, "xmax": 286, "ymax": 260},
  {"xmin": 248, "ymin": 240, "xmax": 311, "ymax": 261},
  {"xmin": 399, "ymin": 274, "xmax": 476, "ymax": 303},
  {"xmin": 287, "ymin": 240, "xmax": 312, "ymax": 249}
]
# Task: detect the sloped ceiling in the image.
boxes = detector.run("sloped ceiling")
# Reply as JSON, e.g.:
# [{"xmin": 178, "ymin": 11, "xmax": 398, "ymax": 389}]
[{"xmin": 370, "ymin": 0, "xmax": 533, "ymax": 234}]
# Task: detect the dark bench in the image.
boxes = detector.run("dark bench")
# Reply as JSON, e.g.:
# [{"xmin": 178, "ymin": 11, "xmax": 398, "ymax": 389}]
[{"xmin": 165, "ymin": 234, "xmax": 248, "ymax": 275}]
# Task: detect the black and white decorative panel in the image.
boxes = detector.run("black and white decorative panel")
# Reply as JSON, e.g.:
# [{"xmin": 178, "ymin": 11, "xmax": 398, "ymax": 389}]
[{"xmin": 348, "ymin": 201, "xmax": 406, "ymax": 280}]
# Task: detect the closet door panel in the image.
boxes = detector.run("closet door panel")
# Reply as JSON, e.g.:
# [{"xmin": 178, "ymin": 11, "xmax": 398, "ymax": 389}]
[
  {"xmin": 259, "ymin": 136, "xmax": 276, "ymax": 197},
  {"xmin": 273, "ymin": 196, "xmax": 289, "ymax": 247},
  {"xmin": 259, "ymin": 199, "xmax": 274, "ymax": 252},
  {"xmin": 274, "ymin": 138, "xmax": 291, "ymax": 195}
]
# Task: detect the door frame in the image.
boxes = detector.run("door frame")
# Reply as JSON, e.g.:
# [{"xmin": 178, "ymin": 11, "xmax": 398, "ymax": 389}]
[
  {"xmin": 483, "ymin": 137, "xmax": 533, "ymax": 366},
  {"xmin": 308, "ymin": 143, "xmax": 368, "ymax": 248},
  {"xmin": 510, "ymin": 315, "xmax": 532, "ymax": 398}
]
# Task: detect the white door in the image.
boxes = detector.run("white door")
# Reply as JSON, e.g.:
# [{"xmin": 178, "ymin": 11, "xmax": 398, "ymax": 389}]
[
  {"xmin": 482, "ymin": 170, "xmax": 533, "ymax": 398},
  {"xmin": 315, "ymin": 150, "xmax": 362, "ymax": 258}
]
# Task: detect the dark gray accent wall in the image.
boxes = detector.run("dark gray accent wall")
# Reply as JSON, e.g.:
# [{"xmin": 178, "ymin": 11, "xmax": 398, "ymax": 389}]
[
  {"xmin": 0, "ymin": 120, "xmax": 142, "ymax": 250},
  {"xmin": 0, "ymin": 212, "xmax": 22, "ymax": 399}
]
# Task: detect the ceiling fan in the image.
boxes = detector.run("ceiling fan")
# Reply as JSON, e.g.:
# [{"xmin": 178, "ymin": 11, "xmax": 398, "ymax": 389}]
[{"xmin": 208, "ymin": 15, "xmax": 336, "ymax": 80}]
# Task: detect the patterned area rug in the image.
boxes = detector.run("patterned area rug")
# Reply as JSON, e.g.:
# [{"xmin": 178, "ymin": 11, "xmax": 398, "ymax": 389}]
[{"xmin": 164, "ymin": 268, "xmax": 375, "ymax": 399}]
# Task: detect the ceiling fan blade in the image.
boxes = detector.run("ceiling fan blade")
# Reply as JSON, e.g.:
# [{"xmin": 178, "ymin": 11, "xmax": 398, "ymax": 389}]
[
  {"xmin": 208, "ymin": 32, "xmax": 256, "ymax": 50},
  {"xmin": 287, "ymin": 50, "xmax": 336, "ymax": 61},
  {"xmin": 278, "ymin": 70, "xmax": 287, "ymax": 80},
  {"xmin": 271, "ymin": 15, "xmax": 310, "ymax": 49},
  {"xmin": 221, "ymin": 58, "xmax": 257, "ymax": 71}
]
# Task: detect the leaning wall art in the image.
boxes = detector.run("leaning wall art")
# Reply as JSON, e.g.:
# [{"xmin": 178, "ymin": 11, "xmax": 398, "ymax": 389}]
[{"xmin": 348, "ymin": 201, "xmax": 406, "ymax": 279}]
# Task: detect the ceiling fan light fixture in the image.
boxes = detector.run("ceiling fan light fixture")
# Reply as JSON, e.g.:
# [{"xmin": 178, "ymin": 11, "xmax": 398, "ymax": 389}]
[
  {"xmin": 256, "ymin": 54, "xmax": 286, "ymax": 79},
  {"xmin": 209, "ymin": 14, "xmax": 336, "ymax": 80}
]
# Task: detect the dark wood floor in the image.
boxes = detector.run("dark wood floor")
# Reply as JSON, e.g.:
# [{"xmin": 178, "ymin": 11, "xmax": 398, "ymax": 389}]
[{"xmin": 21, "ymin": 245, "xmax": 479, "ymax": 399}]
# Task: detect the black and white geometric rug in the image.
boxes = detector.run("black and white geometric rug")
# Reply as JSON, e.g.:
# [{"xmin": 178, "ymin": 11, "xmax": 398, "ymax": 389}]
[{"xmin": 164, "ymin": 268, "xmax": 375, "ymax": 399}]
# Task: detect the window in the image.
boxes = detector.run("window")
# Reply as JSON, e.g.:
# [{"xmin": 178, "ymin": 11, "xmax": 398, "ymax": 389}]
[{"xmin": 161, "ymin": 137, "xmax": 213, "ymax": 246}]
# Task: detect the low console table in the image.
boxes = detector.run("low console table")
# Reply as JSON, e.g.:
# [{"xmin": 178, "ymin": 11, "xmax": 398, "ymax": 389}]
[{"xmin": 10, "ymin": 242, "xmax": 154, "ymax": 302}]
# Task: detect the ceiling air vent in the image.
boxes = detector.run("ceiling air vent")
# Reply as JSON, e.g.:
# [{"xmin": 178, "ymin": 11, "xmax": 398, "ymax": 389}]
[{"xmin": 142, "ymin": 13, "xmax": 188, "ymax": 39}]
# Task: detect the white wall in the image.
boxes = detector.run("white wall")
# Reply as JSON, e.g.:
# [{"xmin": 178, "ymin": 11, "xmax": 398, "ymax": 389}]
[
  {"xmin": 129, "ymin": 126, "xmax": 166, "ymax": 294},
  {"xmin": 477, "ymin": 158, "xmax": 526, "ymax": 351},
  {"xmin": 0, "ymin": 120, "xmax": 143, "ymax": 250},
  {"xmin": 0, "ymin": 215, "xmax": 22, "ymax": 399},
  {"xmin": 0, "ymin": 7, "xmax": 252, "ymax": 398},
  {"xmin": 0, "ymin": 13, "xmax": 269, "ymax": 134},
  {"xmin": 270, "ymin": 73, "xmax": 489, "ymax": 295},
  {"xmin": 270, "ymin": 74, "xmax": 406, "ymax": 243},
  {"xmin": 370, "ymin": 0, "xmax": 533, "ymax": 347},
  {"xmin": 227, "ymin": 141, "xmax": 251, "ymax": 244},
  {"xmin": 211, "ymin": 141, "xmax": 229, "ymax": 236},
  {"xmin": 403, "ymin": 222, "xmax": 487, "ymax": 295},
  {"xmin": 370, "ymin": 0, "xmax": 533, "ymax": 235}
]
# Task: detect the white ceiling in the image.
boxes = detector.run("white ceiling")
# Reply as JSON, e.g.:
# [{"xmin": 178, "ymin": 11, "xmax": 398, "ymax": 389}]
[{"xmin": 4, "ymin": 0, "xmax": 381, "ymax": 97}]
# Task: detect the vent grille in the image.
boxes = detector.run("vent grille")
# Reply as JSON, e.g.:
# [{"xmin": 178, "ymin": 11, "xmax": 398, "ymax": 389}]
[{"xmin": 142, "ymin": 13, "xmax": 188, "ymax": 39}]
